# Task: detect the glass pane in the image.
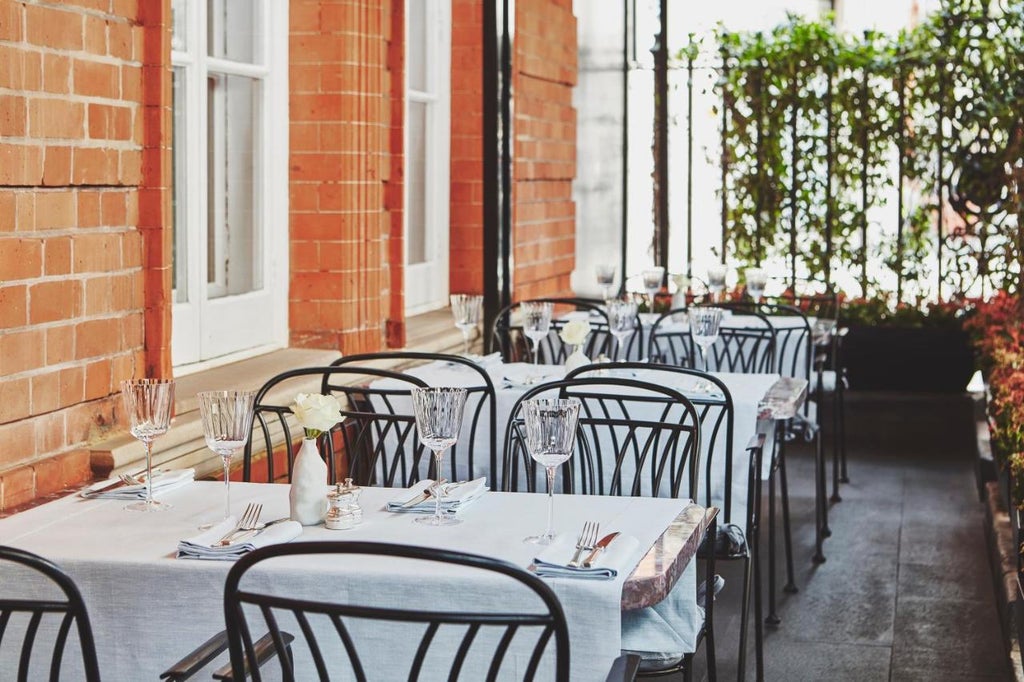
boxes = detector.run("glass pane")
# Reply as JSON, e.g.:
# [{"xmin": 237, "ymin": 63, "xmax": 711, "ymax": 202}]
[
  {"xmin": 171, "ymin": 0, "xmax": 187, "ymax": 52},
  {"xmin": 407, "ymin": 0, "xmax": 427, "ymax": 91},
  {"xmin": 172, "ymin": 67, "xmax": 188, "ymax": 303},
  {"xmin": 207, "ymin": 0, "xmax": 259, "ymax": 63},
  {"xmin": 207, "ymin": 74, "xmax": 261, "ymax": 299},
  {"xmin": 406, "ymin": 100, "xmax": 427, "ymax": 265}
]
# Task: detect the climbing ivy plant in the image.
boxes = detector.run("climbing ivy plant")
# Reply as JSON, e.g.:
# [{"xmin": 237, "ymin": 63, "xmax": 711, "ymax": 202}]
[{"xmin": 706, "ymin": 0, "xmax": 1024, "ymax": 302}]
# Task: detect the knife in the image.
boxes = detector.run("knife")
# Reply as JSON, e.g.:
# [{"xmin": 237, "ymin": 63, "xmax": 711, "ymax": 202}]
[
  {"xmin": 399, "ymin": 479, "xmax": 448, "ymax": 508},
  {"xmin": 582, "ymin": 532, "xmax": 620, "ymax": 568},
  {"xmin": 218, "ymin": 518, "xmax": 291, "ymax": 546}
]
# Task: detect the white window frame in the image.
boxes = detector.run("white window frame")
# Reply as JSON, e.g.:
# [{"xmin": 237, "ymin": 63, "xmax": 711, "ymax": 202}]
[
  {"xmin": 404, "ymin": 0, "xmax": 452, "ymax": 315},
  {"xmin": 170, "ymin": 0, "xmax": 289, "ymax": 370}
]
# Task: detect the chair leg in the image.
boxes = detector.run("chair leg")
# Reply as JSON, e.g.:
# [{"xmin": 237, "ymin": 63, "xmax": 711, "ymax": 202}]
[
  {"xmin": 737, "ymin": 554, "xmax": 753, "ymax": 682},
  {"xmin": 838, "ymin": 378, "xmax": 849, "ymax": 483},
  {"xmin": 752, "ymin": 507, "xmax": 765, "ymax": 681},
  {"xmin": 767, "ymin": 464, "xmax": 780, "ymax": 626},
  {"xmin": 817, "ymin": 430, "xmax": 831, "ymax": 539},
  {"xmin": 778, "ymin": 451, "xmax": 797, "ymax": 593},
  {"xmin": 812, "ymin": 428, "xmax": 828, "ymax": 564},
  {"xmin": 682, "ymin": 653, "xmax": 694, "ymax": 682},
  {"xmin": 830, "ymin": 389, "xmax": 842, "ymax": 503}
]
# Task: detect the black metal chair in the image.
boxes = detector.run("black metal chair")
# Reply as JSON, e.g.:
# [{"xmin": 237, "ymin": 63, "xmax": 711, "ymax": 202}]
[
  {"xmin": 490, "ymin": 298, "xmax": 614, "ymax": 363},
  {"xmin": 0, "ymin": 545, "xmax": 101, "ymax": 682},
  {"xmin": 0, "ymin": 545, "xmax": 240, "ymax": 682},
  {"xmin": 501, "ymin": 377, "xmax": 715, "ymax": 680},
  {"xmin": 243, "ymin": 365, "xmax": 433, "ymax": 488},
  {"xmin": 647, "ymin": 307, "xmax": 777, "ymax": 374},
  {"xmin": 220, "ymin": 541, "xmax": 640, "ymax": 681},
  {"xmin": 330, "ymin": 352, "xmax": 500, "ymax": 489},
  {"xmin": 565, "ymin": 363, "xmax": 766, "ymax": 681}
]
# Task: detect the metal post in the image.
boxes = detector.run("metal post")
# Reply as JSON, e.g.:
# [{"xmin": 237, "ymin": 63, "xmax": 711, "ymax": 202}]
[
  {"xmin": 720, "ymin": 48, "xmax": 730, "ymax": 264},
  {"xmin": 686, "ymin": 45, "xmax": 695, "ymax": 281},
  {"xmin": 860, "ymin": 53, "xmax": 870, "ymax": 297},
  {"xmin": 653, "ymin": 0, "xmax": 670, "ymax": 281},
  {"xmin": 788, "ymin": 67, "xmax": 799, "ymax": 289},
  {"xmin": 482, "ymin": 0, "xmax": 513, "ymax": 350},
  {"xmin": 620, "ymin": 0, "xmax": 632, "ymax": 297},
  {"xmin": 936, "ymin": 55, "xmax": 946, "ymax": 301},
  {"xmin": 824, "ymin": 64, "xmax": 834, "ymax": 291},
  {"xmin": 754, "ymin": 60, "xmax": 764, "ymax": 266},
  {"xmin": 896, "ymin": 54, "xmax": 906, "ymax": 303}
]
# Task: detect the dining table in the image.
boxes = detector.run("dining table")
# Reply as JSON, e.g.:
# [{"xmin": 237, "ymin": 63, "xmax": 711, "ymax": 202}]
[{"xmin": 0, "ymin": 481, "xmax": 713, "ymax": 681}]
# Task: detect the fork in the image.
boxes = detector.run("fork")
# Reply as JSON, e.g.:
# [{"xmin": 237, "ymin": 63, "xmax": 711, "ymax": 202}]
[
  {"xmin": 216, "ymin": 503, "xmax": 262, "ymax": 545},
  {"xmin": 567, "ymin": 521, "xmax": 599, "ymax": 568}
]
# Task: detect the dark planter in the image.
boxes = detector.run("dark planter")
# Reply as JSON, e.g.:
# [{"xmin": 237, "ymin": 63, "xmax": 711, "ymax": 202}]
[{"xmin": 843, "ymin": 325, "xmax": 975, "ymax": 392}]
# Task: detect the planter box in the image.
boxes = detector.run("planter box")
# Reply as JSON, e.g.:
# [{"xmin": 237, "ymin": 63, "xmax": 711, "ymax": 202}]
[{"xmin": 843, "ymin": 325, "xmax": 975, "ymax": 392}]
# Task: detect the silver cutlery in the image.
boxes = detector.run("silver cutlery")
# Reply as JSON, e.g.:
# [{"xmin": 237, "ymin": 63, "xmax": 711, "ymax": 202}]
[
  {"xmin": 220, "ymin": 517, "xmax": 290, "ymax": 545},
  {"xmin": 567, "ymin": 521, "xmax": 600, "ymax": 568},
  {"xmin": 216, "ymin": 503, "xmax": 262, "ymax": 545},
  {"xmin": 84, "ymin": 470, "xmax": 147, "ymax": 497},
  {"xmin": 399, "ymin": 479, "xmax": 448, "ymax": 508},
  {"xmin": 582, "ymin": 531, "xmax": 620, "ymax": 568}
]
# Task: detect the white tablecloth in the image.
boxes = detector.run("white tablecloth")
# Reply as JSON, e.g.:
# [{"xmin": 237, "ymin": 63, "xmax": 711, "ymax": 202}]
[
  {"xmin": 373, "ymin": 362, "xmax": 779, "ymax": 526},
  {"xmin": 0, "ymin": 482, "xmax": 691, "ymax": 681}
]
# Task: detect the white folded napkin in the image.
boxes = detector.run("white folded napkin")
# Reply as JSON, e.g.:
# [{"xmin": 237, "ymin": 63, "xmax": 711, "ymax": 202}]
[
  {"xmin": 176, "ymin": 516, "xmax": 303, "ymax": 561},
  {"xmin": 532, "ymin": 533, "xmax": 640, "ymax": 580},
  {"xmin": 385, "ymin": 477, "xmax": 488, "ymax": 514},
  {"xmin": 80, "ymin": 468, "xmax": 196, "ymax": 500},
  {"xmin": 466, "ymin": 352, "xmax": 503, "ymax": 368},
  {"xmin": 501, "ymin": 363, "xmax": 564, "ymax": 388}
]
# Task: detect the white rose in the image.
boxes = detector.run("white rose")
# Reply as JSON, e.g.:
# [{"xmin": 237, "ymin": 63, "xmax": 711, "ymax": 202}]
[
  {"xmin": 673, "ymin": 273, "xmax": 690, "ymax": 289},
  {"xmin": 291, "ymin": 392, "xmax": 343, "ymax": 436},
  {"xmin": 559, "ymin": 319, "xmax": 592, "ymax": 346}
]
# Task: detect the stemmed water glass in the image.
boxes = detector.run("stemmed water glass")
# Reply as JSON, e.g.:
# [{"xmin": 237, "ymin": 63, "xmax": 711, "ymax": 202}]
[
  {"xmin": 690, "ymin": 307, "xmax": 724, "ymax": 371},
  {"xmin": 707, "ymin": 264, "xmax": 727, "ymax": 302},
  {"xmin": 120, "ymin": 379, "xmax": 175, "ymax": 512},
  {"xmin": 450, "ymin": 294, "xmax": 483, "ymax": 356},
  {"xmin": 521, "ymin": 301, "xmax": 553, "ymax": 365},
  {"xmin": 642, "ymin": 266, "xmax": 665, "ymax": 312},
  {"xmin": 522, "ymin": 398, "xmax": 581, "ymax": 545},
  {"xmin": 411, "ymin": 387, "xmax": 468, "ymax": 527},
  {"xmin": 595, "ymin": 264, "xmax": 617, "ymax": 302},
  {"xmin": 746, "ymin": 268, "xmax": 768, "ymax": 302},
  {"xmin": 606, "ymin": 299, "xmax": 638, "ymax": 361},
  {"xmin": 197, "ymin": 390, "xmax": 257, "ymax": 527}
]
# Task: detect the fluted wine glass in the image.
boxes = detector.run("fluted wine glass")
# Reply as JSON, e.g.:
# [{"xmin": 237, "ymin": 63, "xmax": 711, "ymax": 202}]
[
  {"xmin": 450, "ymin": 294, "xmax": 483, "ymax": 356},
  {"xmin": 521, "ymin": 301, "xmax": 553, "ymax": 365},
  {"xmin": 606, "ymin": 298, "xmax": 638, "ymax": 361},
  {"xmin": 642, "ymin": 266, "xmax": 665, "ymax": 312},
  {"xmin": 707, "ymin": 264, "xmax": 727, "ymax": 302},
  {"xmin": 120, "ymin": 379, "xmax": 175, "ymax": 512},
  {"xmin": 522, "ymin": 398, "xmax": 581, "ymax": 545},
  {"xmin": 197, "ymin": 390, "xmax": 257, "ymax": 527},
  {"xmin": 411, "ymin": 387, "xmax": 469, "ymax": 527},
  {"xmin": 746, "ymin": 268, "xmax": 768, "ymax": 302},
  {"xmin": 595, "ymin": 264, "xmax": 617, "ymax": 302},
  {"xmin": 690, "ymin": 306, "xmax": 724, "ymax": 372}
]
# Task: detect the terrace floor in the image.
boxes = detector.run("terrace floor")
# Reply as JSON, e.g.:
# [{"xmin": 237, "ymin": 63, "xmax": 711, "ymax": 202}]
[{"xmin": 692, "ymin": 392, "xmax": 1010, "ymax": 681}]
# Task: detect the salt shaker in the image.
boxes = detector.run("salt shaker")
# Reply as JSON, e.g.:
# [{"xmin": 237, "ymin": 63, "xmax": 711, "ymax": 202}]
[{"xmin": 324, "ymin": 478, "xmax": 363, "ymax": 530}]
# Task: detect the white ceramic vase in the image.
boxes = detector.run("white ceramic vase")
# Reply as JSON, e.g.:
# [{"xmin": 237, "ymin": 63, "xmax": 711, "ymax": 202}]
[
  {"xmin": 564, "ymin": 344, "xmax": 591, "ymax": 373},
  {"xmin": 289, "ymin": 437, "xmax": 329, "ymax": 526}
]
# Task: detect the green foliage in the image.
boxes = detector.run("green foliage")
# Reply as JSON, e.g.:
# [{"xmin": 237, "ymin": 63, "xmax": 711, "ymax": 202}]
[{"xmin": 703, "ymin": 0, "xmax": 1024, "ymax": 302}]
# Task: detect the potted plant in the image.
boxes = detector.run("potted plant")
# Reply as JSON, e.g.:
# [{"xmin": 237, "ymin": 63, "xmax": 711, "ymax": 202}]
[{"xmin": 840, "ymin": 296, "xmax": 975, "ymax": 392}]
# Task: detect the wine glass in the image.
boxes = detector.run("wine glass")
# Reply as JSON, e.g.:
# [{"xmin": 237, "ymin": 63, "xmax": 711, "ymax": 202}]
[
  {"xmin": 120, "ymin": 379, "xmax": 175, "ymax": 512},
  {"xmin": 595, "ymin": 264, "xmax": 617, "ymax": 302},
  {"xmin": 689, "ymin": 306, "xmax": 724, "ymax": 371},
  {"xmin": 521, "ymin": 301, "xmax": 553, "ymax": 365},
  {"xmin": 197, "ymin": 390, "xmax": 257, "ymax": 527},
  {"xmin": 642, "ymin": 266, "xmax": 665, "ymax": 312},
  {"xmin": 522, "ymin": 398, "xmax": 581, "ymax": 545},
  {"xmin": 606, "ymin": 298, "xmax": 638, "ymax": 361},
  {"xmin": 450, "ymin": 294, "xmax": 483, "ymax": 356},
  {"xmin": 411, "ymin": 387, "xmax": 469, "ymax": 527},
  {"xmin": 707, "ymin": 264, "xmax": 727, "ymax": 302},
  {"xmin": 746, "ymin": 268, "xmax": 768, "ymax": 302}
]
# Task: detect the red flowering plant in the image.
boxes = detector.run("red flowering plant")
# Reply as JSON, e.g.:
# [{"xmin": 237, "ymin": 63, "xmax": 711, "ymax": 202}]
[{"xmin": 962, "ymin": 290, "xmax": 1022, "ymax": 375}]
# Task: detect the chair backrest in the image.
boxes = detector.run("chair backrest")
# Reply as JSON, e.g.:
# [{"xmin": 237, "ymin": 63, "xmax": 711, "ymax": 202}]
[
  {"xmin": 331, "ymin": 352, "xmax": 499, "ymax": 489},
  {"xmin": 502, "ymin": 377, "xmax": 701, "ymax": 500},
  {"xmin": 222, "ymin": 541, "xmax": 570, "ymax": 682},
  {"xmin": 0, "ymin": 546, "xmax": 101, "ymax": 682},
  {"xmin": 766, "ymin": 291, "xmax": 839, "ymax": 322},
  {"xmin": 648, "ymin": 306, "xmax": 777, "ymax": 374},
  {"xmin": 716, "ymin": 302, "xmax": 813, "ymax": 381},
  {"xmin": 563, "ymin": 363, "xmax": 741, "ymax": 522},
  {"xmin": 244, "ymin": 365, "xmax": 432, "ymax": 487},
  {"xmin": 490, "ymin": 298, "xmax": 613, "ymax": 363}
]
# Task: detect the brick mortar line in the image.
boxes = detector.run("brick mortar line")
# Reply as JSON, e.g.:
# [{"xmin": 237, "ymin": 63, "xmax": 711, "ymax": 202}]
[
  {"xmin": 13, "ymin": 1, "xmax": 138, "ymax": 26},
  {"xmin": 0, "ymin": 136, "xmax": 141, "ymax": 150},
  {"xmin": 0, "ymin": 39, "xmax": 142, "ymax": 67}
]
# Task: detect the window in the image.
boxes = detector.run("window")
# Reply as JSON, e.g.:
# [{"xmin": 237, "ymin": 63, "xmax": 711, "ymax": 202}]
[{"xmin": 170, "ymin": 0, "xmax": 288, "ymax": 367}]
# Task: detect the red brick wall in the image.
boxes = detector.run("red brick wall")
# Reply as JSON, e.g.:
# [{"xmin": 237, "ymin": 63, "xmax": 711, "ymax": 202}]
[
  {"xmin": 0, "ymin": 0, "xmax": 159, "ymax": 510},
  {"xmin": 289, "ymin": 0, "xmax": 402, "ymax": 353},
  {"xmin": 449, "ymin": 0, "xmax": 484, "ymax": 295},
  {"xmin": 512, "ymin": 0, "xmax": 577, "ymax": 300}
]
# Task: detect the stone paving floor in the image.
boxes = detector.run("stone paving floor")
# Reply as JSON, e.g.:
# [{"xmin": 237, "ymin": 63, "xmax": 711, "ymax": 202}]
[{"xmin": 688, "ymin": 392, "xmax": 1010, "ymax": 681}]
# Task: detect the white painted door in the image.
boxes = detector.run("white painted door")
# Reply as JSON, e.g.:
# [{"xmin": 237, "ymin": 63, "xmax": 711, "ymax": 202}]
[
  {"xmin": 170, "ymin": 0, "xmax": 288, "ymax": 367},
  {"xmin": 405, "ymin": 0, "xmax": 452, "ymax": 314}
]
